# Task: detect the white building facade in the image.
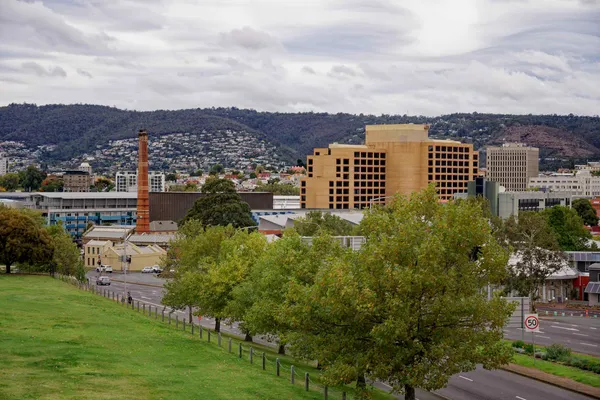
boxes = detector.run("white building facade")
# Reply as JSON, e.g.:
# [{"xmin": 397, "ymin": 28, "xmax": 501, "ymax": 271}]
[
  {"xmin": 529, "ymin": 170, "xmax": 600, "ymax": 197},
  {"xmin": 0, "ymin": 154, "xmax": 8, "ymax": 176},
  {"xmin": 116, "ymin": 171, "xmax": 165, "ymax": 192}
]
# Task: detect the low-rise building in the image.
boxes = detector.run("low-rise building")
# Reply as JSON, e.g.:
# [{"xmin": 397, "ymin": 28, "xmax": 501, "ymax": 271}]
[
  {"xmin": 83, "ymin": 239, "xmax": 166, "ymax": 271},
  {"xmin": 528, "ymin": 170, "xmax": 600, "ymax": 197},
  {"xmin": 498, "ymin": 191, "xmax": 572, "ymax": 219},
  {"xmin": 63, "ymin": 170, "xmax": 92, "ymax": 192},
  {"xmin": 116, "ymin": 170, "xmax": 166, "ymax": 192}
]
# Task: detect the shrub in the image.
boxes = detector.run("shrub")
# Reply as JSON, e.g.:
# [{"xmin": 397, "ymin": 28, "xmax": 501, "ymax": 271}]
[
  {"xmin": 545, "ymin": 344, "xmax": 571, "ymax": 361},
  {"xmin": 523, "ymin": 344, "xmax": 534, "ymax": 354},
  {"xmin": 512, "ymin": 340, "xmax": 525, "ymax": 349}
]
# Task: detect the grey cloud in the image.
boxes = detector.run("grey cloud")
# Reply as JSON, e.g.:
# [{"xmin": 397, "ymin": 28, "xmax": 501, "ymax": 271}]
[
  {"xmin": 302, "ymin": 66, "xmax": 316, "ymax": 74},
  {"xmin": 21, "ymin": 61, "xmax": 67, "ymax": 77},
  {"xmin": 77, "ymin": 68, "xmax": 93, "ymax": 78},
  {"xmin": 328, "ymin": 65, "xmax": 357, "ymax": 78},
  {"xmin": 219, "ymin": 27, "xmax": 279, "ymax": 50}
]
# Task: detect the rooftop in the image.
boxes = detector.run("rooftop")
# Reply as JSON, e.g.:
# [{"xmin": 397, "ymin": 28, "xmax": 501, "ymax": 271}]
[{"xmin": 31, "ymin": 192, "xmax": 137, "ymax": 199}]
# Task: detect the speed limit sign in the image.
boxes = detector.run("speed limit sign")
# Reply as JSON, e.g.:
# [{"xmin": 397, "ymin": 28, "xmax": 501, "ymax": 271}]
[{"xmin": 524, "ymin": 314, "xmax": 540, "ymax": 332}]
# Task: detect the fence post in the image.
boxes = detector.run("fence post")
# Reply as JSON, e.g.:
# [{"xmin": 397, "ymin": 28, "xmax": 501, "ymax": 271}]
[
  {"xmin": 162, "ymin": 310, "xmax": 165, "ymax": 322},
  {"xmin": 342, "ymin": 392, "xmax": 346, "ymax": 400},
  {"xmin": 239, "ymin": 343, "xmax": 242, "ymax": 359},
  {"xmin": 218, "ymin": 332, "xmax": 222, "ymax": 347},
  {"xmin": 192, "ymin": 322, "xmax": 195, "ymax": 335},
  {"xmin": 137, "ymin": 301, "xmax": 140, "ymax": 312},
  {"xmin": 291, "ymin": 365, "xmax": 295, "ymax": 384},
  {"xmin": 250, "ymin": 347, "xmax": 254, "ymax": 364},
  {"xmin": 276, "ymin": 358, "xmax": 280, "ymax": 376},
  {"xmin": 183, "ymin": 319, "xmax": 186, "ymax": 331},
  {"xmin": 176, "ymin": 315, "xmax": 179, "ymax": 329},
  {"xmin": 169, "ymin": 313, "xmax": 171, "ymax": 325},
  {"xmin": 200, "ymin": 325, "xmax": 203, "ymax": 339},
  {"xmin": 228, "ymin": 338, "xmax": 232, "ymax": 353},
  {"xmin": 155, "ymin": 307, "xmax": 158, "ymax": 319},
  {"xmin": 305, "ymin": 373, "xmax": 309, "ymax": 391},
  {"xmin": 324, "ymin": 386, "xmax": 328, "ymax": 400},
  {"xmin": 143, "ymin": 304, "xmax": 146, "ymax": 314},
  {"xmin": 208, "ymin": 330, "xmax": 211, "ymax": 343},
  {"xmin": 262, "ymin": 352, "xmax": 266, "ymax": 370}
]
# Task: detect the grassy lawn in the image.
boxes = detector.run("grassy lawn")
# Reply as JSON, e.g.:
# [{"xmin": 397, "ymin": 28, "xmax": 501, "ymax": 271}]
[
  {"xmin": 512, "ymin": 353, "xmax": 600, "ymax": 388},
  {"xmin": 0, "ymin": 276, "xmax": 391, "ymax": 400}
]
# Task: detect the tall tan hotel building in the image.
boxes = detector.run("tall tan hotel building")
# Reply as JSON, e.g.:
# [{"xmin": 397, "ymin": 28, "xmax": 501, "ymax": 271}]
[{"xmin": 300, "ymin": 124, "xmax": 479, "ymax": 209}]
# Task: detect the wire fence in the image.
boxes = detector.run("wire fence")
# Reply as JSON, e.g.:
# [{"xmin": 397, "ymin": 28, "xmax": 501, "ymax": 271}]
[{"xmin": 54, "ymin": 273, "xmax": 352, "ymax": 399}]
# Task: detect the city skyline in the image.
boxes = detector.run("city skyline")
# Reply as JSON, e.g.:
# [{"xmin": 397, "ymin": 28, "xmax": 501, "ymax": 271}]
[{"xmin": 1, "ymin": 0, "xmax": 599, "ymax": 116}]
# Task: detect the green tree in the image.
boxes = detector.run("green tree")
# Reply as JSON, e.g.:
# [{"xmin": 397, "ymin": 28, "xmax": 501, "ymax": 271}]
[
  {"xmin": 572, "ymin": 198, "xmax": 599, "ymax": 226},
  {"xmin": 92, "ymin": 177, "xmax": 114, "ymax": 192},
  {"xmin": 500, "ymin": 212, "xmax": 566, "ymax": 307},
  {"xmin": 165, "ymin": 172, "xmax": 177, "ymax": 181},
  {"xmin": 190, "ymin": 170, "xmax": 203, "ymax": 177},
  {"xmin": 19, "ymin": 165, "xmax": 46, "ymax": 191},
  {"xmin": 255, "ymin": 165, "xmax": 265, "ymax": 175},
  {"xmin": 255, "ymin": 181, "xmax": 300, "ymax": 195},
  {"xmin": 182, "ymin": 178, "xmax": 255, "ymax": 228},
  {"xmin": 293, "ymin": 211, "xmax": 354, "ymax": 236},
  {"xmin": 541, "ymin": 206, "xmax": 592, "ymax": 251},
  {"xmin": 0, "ymin": 173, "xmax": 20, "ymax": 191},
  {"xmin": 0, "ymin": 206, "xmax": 54, "ymax": 273},
  {"xmin": 40, "ymin": 177, "xmax": 64, "ymax": 192},
  {"xmin": 209, "ymin": 164, "xmax": 224, "ymax": 175},
  {"xmin": 45, "ymin": 225, "xmax": 85, "ymax": 278},
  {"xmin": 281, "ymin": 187, "xmax": 514, "ymax": 399},
  {"xmin": 249, "ymin": 172, "xmax": 257, "ymax": 179}
]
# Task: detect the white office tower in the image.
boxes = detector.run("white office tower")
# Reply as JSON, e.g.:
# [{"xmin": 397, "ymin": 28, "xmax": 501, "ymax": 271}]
[{"xmin": 116, "ymin": 171, "xmax": 165, "ymax": 192}]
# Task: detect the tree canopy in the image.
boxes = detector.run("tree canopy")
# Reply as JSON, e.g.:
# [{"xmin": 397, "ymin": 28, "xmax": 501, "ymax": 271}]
[
  {"xmin": 572, "ymin": 198, "xmax": 599, "ymax": 226},
  {"xmin": 181, "ymin": 178, "xmax": 255, "ymax": 228},
  {"xmin": 541, "ymin": 205, "xmax": 592, "ymax": 251},
  {"xmin": 293, "ymin": 211, "xmax": 355, "ymax": 236},
  {"xmin": 0, "ymin": 206, "xmax": 54, "ymax": 273}
]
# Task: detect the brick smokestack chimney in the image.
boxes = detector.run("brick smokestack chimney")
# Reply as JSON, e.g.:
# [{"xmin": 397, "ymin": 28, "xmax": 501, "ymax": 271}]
[{"xmin": 136, "ymin": 129, "xmax": 150, "ymax": 234}]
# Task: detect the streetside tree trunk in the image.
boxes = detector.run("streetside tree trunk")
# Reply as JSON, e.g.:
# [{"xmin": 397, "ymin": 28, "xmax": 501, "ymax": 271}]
[
  {"xmin": 188, "ymin": 305, "xmax": 193, "ymax": 323},
  {"xmin": 278, "ymin": 343, "xmax": 286, "ymax": 355},
  {"xmin": 404, "ymin": 384, "xmax": 415, "ymax": 400},
  {"xmin": 356, "ymin": 373, "xmax": 366, "ymax": 389},
  {"xmin": 5, "ymin": 263, "xmax": 12, "ymax": 274},
  {"xmin": 215, "ymin": 318, "xmax": 221, "ymax": 333}
]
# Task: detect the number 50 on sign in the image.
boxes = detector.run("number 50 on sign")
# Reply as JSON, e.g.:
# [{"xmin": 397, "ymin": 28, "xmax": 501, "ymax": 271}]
[{"xmin": 524, "ymin": 314, "xmax": 539, "ymax": 333}]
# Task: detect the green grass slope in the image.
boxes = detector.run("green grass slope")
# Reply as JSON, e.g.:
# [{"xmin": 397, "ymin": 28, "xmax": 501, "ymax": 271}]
[{"xmin": 0, "ymin": 276, "xmax": 345, "ymax": 400}]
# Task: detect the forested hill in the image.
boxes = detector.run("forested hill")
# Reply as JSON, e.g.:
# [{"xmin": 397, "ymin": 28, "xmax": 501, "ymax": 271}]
[{"xmin": 1, "ymin": 103, "xmax": 599, "ymax": 164}]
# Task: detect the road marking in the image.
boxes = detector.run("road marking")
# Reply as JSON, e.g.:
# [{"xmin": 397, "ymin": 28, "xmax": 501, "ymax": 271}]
[
  {"xmin": 536, "ymin": 335, "xmax": 551, "ymax": 339},
  {"xmin": 550, "ymin": 325, "xmax": 578, "ymax": 331},
  {"xmin": 141, "ymin": 296, "xmax": 152, "ymax": 300},
  {"xmin": 580, "ymin": 343, "xmax": 599, "ymax": 347},
  {"xmin": 516, "ymin": 396, "xmax": 527, "ymax": 400},
  {"xmin": 573, "ymin": 333, "xmax": 589, "ymax": 337},
  {"xmin": 458, "ymin": 376, "xmax": 473, "ymax": 382},
  {"xmin": 591, "ymin": 327, "xmax": 597, "ymax": 330}
]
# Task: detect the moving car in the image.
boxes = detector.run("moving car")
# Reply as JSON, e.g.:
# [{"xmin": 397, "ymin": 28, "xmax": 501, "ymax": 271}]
[
  {"xmin": 95, "ymin": 265, "xmax": 113, "ymax": 273},
  {"xmin": 141, "ymin": 266, "xmax": 154, "ymax": 273},
  {"xmin": 96, "ymin": 276, "xmax": 111, "ymax": 286},
  {"xmin": 151, "ymin": 265, "xmax": 163, "ymax": 273},
  {"xmin": 104, "ymin": 266, "xmax": 113, "ymax": 273}
]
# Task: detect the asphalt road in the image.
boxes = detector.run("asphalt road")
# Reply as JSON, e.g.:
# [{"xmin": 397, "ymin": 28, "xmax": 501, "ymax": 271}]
[
  {"xmin": 87, "ymin": 272, "xmax": 596, "ymax": 400},
  {"xmin": 503, "ymin": 316, "xmax": 600, "ymax": 356}
]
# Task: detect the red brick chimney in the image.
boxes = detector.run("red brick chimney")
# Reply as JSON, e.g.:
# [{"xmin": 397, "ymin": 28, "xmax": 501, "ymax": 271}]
[{"xmin": 136, "ymin": 129, "xmax": 150, "ymax": 234}]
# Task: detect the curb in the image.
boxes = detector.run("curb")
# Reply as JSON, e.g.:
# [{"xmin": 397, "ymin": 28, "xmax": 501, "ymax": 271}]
[{"xmin": 500, "ymin": 364, "xmax": 600, "ymax": 399}]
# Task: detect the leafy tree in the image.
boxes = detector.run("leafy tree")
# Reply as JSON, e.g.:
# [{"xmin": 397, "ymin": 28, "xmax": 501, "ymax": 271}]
[
  {"xmin": 293, "ymin": 211, "xmax": 354, "ymax": 236},
  {"xmin": 255, "ymin": 165, "xmax": 265, "ymax": 175},
  {"xmin": 19, "ymin": 165, "xmax": 46, "ymax": 191},
  {"xmin": 165, "ymin": 172, "xmax": 178, "ymax": 181},
  {"xmin": 92, "ymin": 177, "xmax": 114, "ymax": 192},
  {"xmin": 255, "ymin": 181, "xmax": 299, "ymax": 195},
  {"xmin": 0, "ymin": 173, "xmax": 20, "ymax": 191},
  {"xmin": 500, "ymin": 212, "xmax": 566, "ymax": 307},
  {"xmin": 0, "ymin": 206, "xmax": 54, "ymax": 273},
  {"xmin": 281, "ymin": 187, "xmax": 514, "ymax": 399},
  {"xmin": 249, "ymin": 172, "xmax": 257, "ymax": 179},
  {"xmin": 190, "ymin": 170, "xmax": 203, "ymax": 177},
  {"xmin": 40, "ymin": 176, "xmax": 64, "ymax": 192},
  {"xmin": 541, "ymin": 206, "xmax": 592, "ymax": 251},
  {"xmin": 45, "ymin": 225, "xmax": 85, "ymax": 278},
  {"xmin": 572, "ymin": 198, "xmax": 599, "ymax": 226},
  {"xmin": 182, "ymin": 178, "xmax": 255, "ymax": 228},
  {"xmin": 209, "ymin": 164, "xmax": 224, "ymax": 175}
]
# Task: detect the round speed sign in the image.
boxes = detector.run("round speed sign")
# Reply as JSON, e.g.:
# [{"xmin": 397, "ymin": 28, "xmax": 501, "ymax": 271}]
[{"xmin": 524, "ymin": 315, "xmax": 539, "ymax": 332}]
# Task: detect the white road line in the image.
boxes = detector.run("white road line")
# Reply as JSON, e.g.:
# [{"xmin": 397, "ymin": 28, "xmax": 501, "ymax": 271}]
[
  {"xmin": 550, "ymin": 325, "xmax": 579, "ymax": 331},
  {"xmin": 581, "ymin": 342, "xmax": 599, "ymax": 347},
  {"xmin": 459, "ymin": 376, "xmax": 473, "ymax": 382},
  {"xmin": 573, "ymin": 333, "xmax": 589, "ymax": 337},
  {"xmin": 516, "ymin": 396, "xmax": 527, "ymax": 400},
  {"xmin": 591, "ymin": 327, "xmax": 597, "ymax": 330},
  {"xmin": 141, "ymin": 296, "xmax": 152, "ymax": 300},
  {"xmin": 536, "ymin": 335, "xmax": 551, "ymax": 339}
]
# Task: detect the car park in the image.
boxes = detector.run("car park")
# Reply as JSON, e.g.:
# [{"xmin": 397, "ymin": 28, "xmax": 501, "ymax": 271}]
[{"xmin": 96, "ymin": 276, "xmax": 111, "ymax": 285}]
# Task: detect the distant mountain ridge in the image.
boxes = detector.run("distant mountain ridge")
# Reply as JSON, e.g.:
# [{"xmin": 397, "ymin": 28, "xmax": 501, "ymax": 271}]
[{"xmin": 1, "ymin": 103, "xmax": 599, "ymax": 166}]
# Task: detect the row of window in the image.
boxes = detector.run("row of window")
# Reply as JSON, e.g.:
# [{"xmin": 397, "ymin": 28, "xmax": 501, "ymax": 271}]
[
  {"xmin": 429, "ymin": 146, "xmax": 471, "ymax": 153},
  {"xmin": 430, "ymin": 160, "xmax": 476, "ymax": 167},
  {"xmin": 429, "ymin": 167, "xmax": 474, "ymax": 174},
  {"xmin": 354, "ymin": 159, "xmax": 386, "ymax": 166},
  {"xmin": 353, "ymin": 152, "xmax": 386, "ymax": 158},
  {"xmin": 428, "ymin": 175, "xmax": 472, "ymax": 181},
  {"xmin": 428, "ymin": 153, "xmax": 473, "ymax": 160}
]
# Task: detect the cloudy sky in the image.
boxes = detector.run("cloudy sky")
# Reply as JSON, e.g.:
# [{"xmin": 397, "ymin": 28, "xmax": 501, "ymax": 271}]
[{"xmin": 0, "ymin": 0, "xmax": 599, "ymax": 115}]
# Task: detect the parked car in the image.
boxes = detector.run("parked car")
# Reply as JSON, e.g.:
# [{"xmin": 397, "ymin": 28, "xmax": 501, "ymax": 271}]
[
  {"xmin": 96, "ymin": 276, "xmax": 111, "ymax": 286},
  {"xmin": 141, "ymin": 266, "xmax": 154, "ymax": 273},
  {"xmin": 104, "ymin": 266, "xmax": 113, "ymax": 273},
  {"xmin": 95, "ymin": 265, "xmax": 105, "ymax": 272},
  {"xmin": 151, "ymin": 265, "xmax": 163, "ymax": 273}
]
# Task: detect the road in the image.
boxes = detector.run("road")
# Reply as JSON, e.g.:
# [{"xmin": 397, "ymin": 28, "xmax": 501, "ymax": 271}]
[
  {"xmin": 87, "ymin": 272, "xmax": 596, "ymax": 400},
  {"xmin": 503, "ymin": 316, "xmax": 600, "ymax": 356}
]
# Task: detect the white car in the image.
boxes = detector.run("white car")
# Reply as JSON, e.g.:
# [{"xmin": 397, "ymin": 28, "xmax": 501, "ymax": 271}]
[
  {"xmin": 96, "ymin": 276, "xmax": 111, "ymax": 286},
  {"xmin": 104, "ymin": 266, "xmax": 113, "ymax": 273},
  {"xmin": 141, "ymin": 266, "xmax": 154, "ymax": 273}
]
